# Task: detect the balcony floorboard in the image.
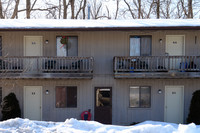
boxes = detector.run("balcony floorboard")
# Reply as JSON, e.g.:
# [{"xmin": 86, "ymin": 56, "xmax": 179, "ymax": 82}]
[
  {"xmin": 0, "ymin": 73, "xmax": 93, "ymax": 79},
  {"xmin": 114, "ymin": 71, "xmax": 200, "ymax": 79}
]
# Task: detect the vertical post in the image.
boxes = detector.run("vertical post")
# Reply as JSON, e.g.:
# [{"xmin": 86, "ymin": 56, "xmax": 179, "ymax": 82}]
[{"xmin": 88, "ymin": 4, "xmax": 90, "ymax": 19}]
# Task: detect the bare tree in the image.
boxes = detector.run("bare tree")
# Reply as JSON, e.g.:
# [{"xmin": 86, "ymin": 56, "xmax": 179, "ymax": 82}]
[
  {"xmin": 63, "ymin": 0, "xmax": 70, "ymax": 19},
  {"xmin": 0, "ymin": 0, "xmax": 20, "ymax": 19},
  {"xmin": 82, "ymin": 0, "xmax": 86, "ymax": 19},
  {"xmin": 114, "ymin": 0, "xmax": 119, "ymax": 19},
  {"xmin": 156, "ymin": 0, "xmax": 160, "ymax": 18},
  {"xmin": 188, "ymin": 0, "xmax": 193, "ymax": 18},
  {"xmin": 138, "ymin": 0, "xmax": 141, "ymax": 18},
  {"xmin": 0, "ymin": 0, "xmax": 199, "ymax": 19},
  {"xmin": 160, "ymin": 0, "xmax": 176, "ymax": 19},
  {"xmin": 75, "ymin": 0, "xmax": 87, "ymax": 19},
  {"xmin": 123, "ymin": 0, "xmax": 155, "ymax": 19},
  {"xmin": 11, "ymin": 0, "xmax": 20, "ymax": 19},
  {"xmin": 26, "ymin": 0, "xmax": 30, "ymax": 18},
  {"xmin": 0, "ymin": 0, "xmax": 4, "ymax": 18},
  {"xmin": 124, "ymin": 0, "xmax": 136, "ymax": 18},
  {"xmin": 180, "ymin": 0, "xmax": 193, "ymax": 18}
]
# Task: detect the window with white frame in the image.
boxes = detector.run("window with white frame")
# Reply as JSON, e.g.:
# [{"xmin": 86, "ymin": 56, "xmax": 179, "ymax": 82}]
[{"xmin": 130, "ymin": 86, "xmax": 151, "ymax": 108}]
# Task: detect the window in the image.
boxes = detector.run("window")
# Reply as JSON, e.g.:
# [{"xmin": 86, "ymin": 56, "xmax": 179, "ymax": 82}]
[
  {"xmin": 56, "ymin": 36, "xmax": 78, "ymax": 56},
  {"xmin": 130, "ymin": 36, "xmax": 152, "ymax": 56},
  {"xmin": 0, "ymin": 36, "xmax": 2, "ymax": 56},
  {"xmin": 56, "ymin": 86, "xmax": 77, "ymax": 108},
  {"xmin": 0, "ymin": 87, "xmax": 2, "ymax": 104},
  {"xmin": 130, "ymin": 86, "xmax": 151, "ymax": 108}
]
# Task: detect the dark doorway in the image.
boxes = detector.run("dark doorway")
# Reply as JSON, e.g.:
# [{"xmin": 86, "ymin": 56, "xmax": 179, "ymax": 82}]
[{"xmin": 94, "ymin": 87, "xmax": 112, "ymax": 124}]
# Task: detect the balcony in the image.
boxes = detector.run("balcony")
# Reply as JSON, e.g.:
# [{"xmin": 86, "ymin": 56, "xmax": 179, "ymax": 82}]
[
  {"xmin": 0, "ymin": 56, "xmax": 94, "ymax": 79},
  {"xmin": 114, "ymin": 56, "xmax": 200, "ymax": 79}
]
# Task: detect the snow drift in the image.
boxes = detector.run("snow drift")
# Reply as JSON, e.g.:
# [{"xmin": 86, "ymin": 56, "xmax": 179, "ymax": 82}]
[{"xmin": 0, "ymin": 118, "xmax": 200, "ymax": 133}]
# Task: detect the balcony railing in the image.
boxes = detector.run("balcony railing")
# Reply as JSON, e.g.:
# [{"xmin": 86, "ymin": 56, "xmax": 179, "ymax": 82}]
[
  {"xmin": 114, "ymin": 56, "xmax": 200, "ymax": 78},
  {"xmin": 0, "ymin": 56, "xmax": 94, "ymax": 78}
]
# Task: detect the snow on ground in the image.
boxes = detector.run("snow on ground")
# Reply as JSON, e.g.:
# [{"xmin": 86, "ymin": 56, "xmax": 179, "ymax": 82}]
[{"xmin": 0, "ymin": 118, "xmax": 200, "ymax": 133}]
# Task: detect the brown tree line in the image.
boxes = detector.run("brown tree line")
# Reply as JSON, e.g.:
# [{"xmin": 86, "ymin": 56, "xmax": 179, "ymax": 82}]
[{"xmin": 0, "ymin": 0, "xmax": 199, "ymax": 19}]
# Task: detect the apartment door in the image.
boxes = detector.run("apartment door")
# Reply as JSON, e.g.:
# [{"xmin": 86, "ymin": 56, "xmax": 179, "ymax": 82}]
[
  {"xmin": 164, "ymin": 86, "xmax": 184, "ymax": 123},
  {"xmin": 24, "ymin": 86, "xmax": 42, "ymax": 120},
  {"xmin": 166, "ymin": 35, "xmax": 185, "ymax": 69},
  {"xmin": 95, "ymin": 87, "xmax": 112, "ymax": 124},
  {"xmin": 24, "ymin": 36, "xmax": 43, "ymax": 72}
]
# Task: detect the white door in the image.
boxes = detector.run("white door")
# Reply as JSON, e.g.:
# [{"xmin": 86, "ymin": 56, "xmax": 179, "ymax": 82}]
[
  {"xmin": 24, "ymin": 86, "xmax": 42, "ymax": 120},
  {"xmin": 164, "ymin": 86, "xmax": 184, "ymax": 123},
  {"xmin": 24, "ymin": 36, "xmax": 43, "ymax": 56},
  {"xmin": 166, "ymin": 35, "xmax": 185, "ymax": 69},
  {"xmin": 24, "ymin": 36, "xmax": 43, "ymax": 72},
  {"xmin": 166, "ymin": 35, "xmax": 185, "ymax": 56}
]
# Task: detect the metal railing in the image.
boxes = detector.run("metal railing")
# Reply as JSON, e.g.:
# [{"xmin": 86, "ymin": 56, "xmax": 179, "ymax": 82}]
[
  {"xmin": 0, "ymin": 56, "xmax": 94, "ymax": 73},
  {"xmin": 114, "ymin": 56, "xmax": 200, "ymax": 73}
]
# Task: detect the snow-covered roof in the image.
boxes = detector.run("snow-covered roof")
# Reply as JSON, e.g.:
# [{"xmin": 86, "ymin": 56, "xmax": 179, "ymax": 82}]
[{"xmin": 0, "ymin": 19, "xmax": 200, "ymax": 31}]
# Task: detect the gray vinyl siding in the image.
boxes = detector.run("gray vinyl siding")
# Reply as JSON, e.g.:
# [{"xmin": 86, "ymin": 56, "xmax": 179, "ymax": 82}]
[
  {"xmin": 0, "ymin": 79, "xmax": 199, "ymax": 125},
  {"xmin": 0, "ymin": 30, "xmax": 200, "ymax": 124}
]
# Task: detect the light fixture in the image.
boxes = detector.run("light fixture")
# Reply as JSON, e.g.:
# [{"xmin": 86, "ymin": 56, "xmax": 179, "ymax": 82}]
[
  {"xmin": 45, "ymin": 40, "xmax": 49, "ymax": 44},
  {"xmin": 158, "ymin": 89, "xmax": 162, "ymax": 94},
  {"xmin": 159, "ymin": 39, "xmax": 163, "ymax": 44},
  {"xmin": 46, "ymin": 90, "xmax": 49, "ymax": 95}
]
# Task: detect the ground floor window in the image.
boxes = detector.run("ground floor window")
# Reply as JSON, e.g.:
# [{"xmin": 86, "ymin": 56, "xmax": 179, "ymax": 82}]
[
  {"xmin": 130, "ymin": 86, "xmax": 151, "ymax": 108},
  {"xmin": 56, "ymin": 86, "xmax": 77, "ymax": 108},
  {"xmin": 0, "ymin": 87, "xmax": 2, "ymax": 104}
]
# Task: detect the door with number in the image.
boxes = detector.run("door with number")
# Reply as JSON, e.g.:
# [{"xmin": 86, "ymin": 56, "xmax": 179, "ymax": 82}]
[
  {"xmin": 24, "ymin": 36, "xmax": 43, "ymax": 72},
  {"xmin": 94, "ymin": 87, "xmax": 112, "ymax": 124},
  {"xmin": 24, "ymin": 86, "xmax": 42, "ymax": 120},
  {"xmin": 166, "ymin": 35, "xmax": 185, "ymax": 69},
  {"xmin": 165, "ymin": 86, "xmax": 184, "ymax": 123}
]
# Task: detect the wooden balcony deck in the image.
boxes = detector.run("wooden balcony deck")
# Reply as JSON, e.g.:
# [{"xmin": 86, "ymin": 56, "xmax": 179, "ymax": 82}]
[
  {"xmin": 114, "ymin": 56, "xmax": 200, "ymax": 79},
  {"xmin": 0, "ymin": 56, "xmax": 94, "ymax": 79}
]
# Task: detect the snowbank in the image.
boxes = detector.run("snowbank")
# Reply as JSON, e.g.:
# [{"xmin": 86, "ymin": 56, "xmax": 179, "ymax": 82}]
[{"xmin": 0, "ymin": 118, "xmax": 200, "ymax": 133}]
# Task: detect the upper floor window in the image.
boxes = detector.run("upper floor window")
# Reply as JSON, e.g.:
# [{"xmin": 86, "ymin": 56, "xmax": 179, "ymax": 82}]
[
  {"xmin": 56, "ymin": 36, "xmax": 78, "ymax": 56},
  {"xmin": 56, "ymin": 86, "xmax": 77, "ymax": 108},
  {"xmin": 130, "ymin": 86, "xmax": 151, "ymax": 108},
  {"xmin": 0, "ymin": 36, "xmax": 2, "ymax": 56},
  {"xmin": 130, "ymin": 36, "xmax": 152, "ymax": 56}
]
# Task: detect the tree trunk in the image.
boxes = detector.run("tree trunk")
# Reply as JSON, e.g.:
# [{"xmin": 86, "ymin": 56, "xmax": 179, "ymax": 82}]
[
  {"xmin": 63, "ymin": 0, "xmax": 67, "ymax": 19},
  {"xmin": 70, "ymin": 0, "xmax": 75, "ymax": 19},
  {"xmin": 11, "ymin": 0, "xmax": 20, "ymax": 19},
  {"xmin": 156, "ymin": 0, "xmax": 160, "ymax": 19},
  {"xmin": 82, "ymin": 0, "xmax": 87, "ymax": 19},
  {"xmin": 0, "ymin": 0, "xmax": 4, "ymax": 18},
  {"xmin": 188, "ymin": 0, "xmax": 193, "ymax": 18},
  {"xmin": 26, "ymin": 0, "xmax": 31, "ymax": 19},
  {"xmin": 124, "ymin": 0, "xmax": 135, "ymax": 19},
  {"xmin": 138, "ymin": 0, "xmax": 141, "ymax": 18},
  {"xmin": 59, "ymin": 0, "xmax": 61, "ymax": 19}
]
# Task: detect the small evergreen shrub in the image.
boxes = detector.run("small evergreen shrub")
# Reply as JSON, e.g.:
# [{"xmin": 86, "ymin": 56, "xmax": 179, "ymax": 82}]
[
  {"xmin": 1, "ymin": 93, "xmax": 21, "ymax": 121},
  {"xmin": 187, "ymin": 90, "xmax": 200, "ymax": 124}
]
